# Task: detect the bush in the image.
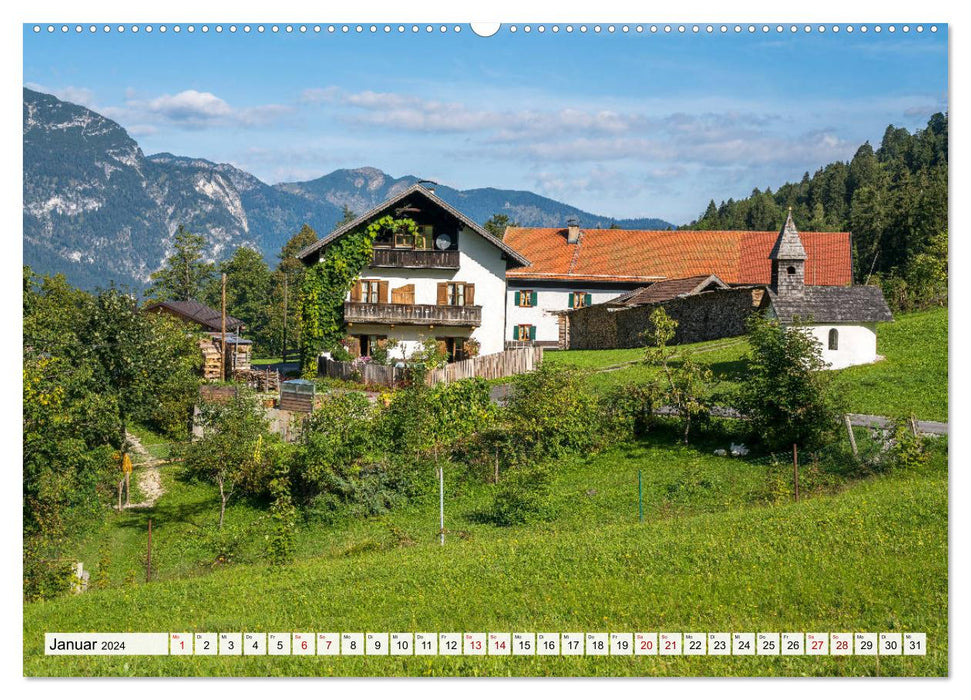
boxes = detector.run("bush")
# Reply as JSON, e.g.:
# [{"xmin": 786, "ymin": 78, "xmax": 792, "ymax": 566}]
[
  {"xmin": 887, "ymin": 418, "xmax": 930, "ymax": 471},
  {"xmin": 603, "ymin": 381, "xmax": 663, "ymax": 438},
  {"xmin": 506, "ymin": 363, "xmax": 603, "ymax": 459},
  {"xmin": 490, "ymin": 462, "xmax": 555, "ymax": 526},
  {"xmin": 737, "ymin": 315, "xmax": 842, "ymax": 451}
]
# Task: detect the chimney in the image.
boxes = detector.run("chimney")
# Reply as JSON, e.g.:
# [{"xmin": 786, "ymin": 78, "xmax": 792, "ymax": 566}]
[{"xmin": 566, "ymin": 216, "xmax": 581, "ymax": 244}]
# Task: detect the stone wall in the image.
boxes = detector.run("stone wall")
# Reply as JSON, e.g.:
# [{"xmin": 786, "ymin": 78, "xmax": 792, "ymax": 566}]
[{"xmin": 568, "ymin": 287, "xmax": 763, "ymax": 350}]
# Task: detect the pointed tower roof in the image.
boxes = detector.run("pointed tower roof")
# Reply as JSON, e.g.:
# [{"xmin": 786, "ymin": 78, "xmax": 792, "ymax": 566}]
[{"xmin": 769, "ymin": 208, "xmax": 807, "ymax": 260}]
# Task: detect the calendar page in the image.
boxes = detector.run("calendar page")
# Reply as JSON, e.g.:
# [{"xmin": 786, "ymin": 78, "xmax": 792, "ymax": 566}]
[{"xmin": 20, "ymin": 2, "xmax": 950, "ymax": 683}]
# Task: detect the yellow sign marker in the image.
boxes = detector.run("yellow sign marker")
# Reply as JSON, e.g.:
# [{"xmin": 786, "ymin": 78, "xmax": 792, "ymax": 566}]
[{"xmin": 122, "ymin": 453, "xmax": 133, "ymax": 474}]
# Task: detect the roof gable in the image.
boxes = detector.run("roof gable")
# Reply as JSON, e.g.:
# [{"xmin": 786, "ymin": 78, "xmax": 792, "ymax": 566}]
[{"xmin": 296, "ymin": 184, "xmax": 530, "ymax": 267}]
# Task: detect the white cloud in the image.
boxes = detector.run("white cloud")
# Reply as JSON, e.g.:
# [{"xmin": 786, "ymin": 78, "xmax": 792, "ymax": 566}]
[
  {"xmin": 101, "ymin": 90, "xmax": 292, "ymax": 130},
  {"xmin": 25, "ymin": 83, "xmax": 98, "ymax": 109}
]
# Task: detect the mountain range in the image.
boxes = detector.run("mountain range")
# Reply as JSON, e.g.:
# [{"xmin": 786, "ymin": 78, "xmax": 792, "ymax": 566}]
[{"xmin": 23, "ymin": 88, "xmax": 673, "ymax": 291}]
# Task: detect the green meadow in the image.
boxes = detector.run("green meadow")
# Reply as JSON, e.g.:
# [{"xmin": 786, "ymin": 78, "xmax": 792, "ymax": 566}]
[
  {"xmin": 547, "ymin": 307, "xmax": 948, "ymax": 422},
  {"xmin": 25, "ymin": 430, "xmax": 947, "ymax": 676}
]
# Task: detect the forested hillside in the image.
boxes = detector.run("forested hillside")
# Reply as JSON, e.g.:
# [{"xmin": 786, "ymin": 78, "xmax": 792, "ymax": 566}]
[{"xmin": 685, "ymin": 114, "xmax": 948, "ymax": 310}]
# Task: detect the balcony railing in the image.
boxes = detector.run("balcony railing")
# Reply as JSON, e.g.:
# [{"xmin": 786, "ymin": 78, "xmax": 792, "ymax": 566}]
[
  {"xmin": 370, "ymin": 248, "xmax": 460, "ymax": 269},
  {"xmin": 344, "ymin": 302, "xmax": 481, "ymax": 327}
]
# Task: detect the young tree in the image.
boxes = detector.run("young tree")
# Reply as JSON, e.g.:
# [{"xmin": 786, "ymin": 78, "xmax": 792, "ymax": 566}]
[
  {"xmin": 204, "ymin": 246, "xmax": 273, "ymax": 352},
  {"xmin": 642, "ymin": 307, "xmax": 712, "ymax": 444},
  {"xmin": 737, "ymin": 315, "xmax": 841, "ymax": 451},
  {"xmin": 184, "ymin": 392, "xmax": 271, "ymax": 528},
  {"xmin": 146, "ymin": 225, "xmax": 215, "ymax": 302},
  {"xmin": 484, "ymin": 213, "xmax": 518, "ymax": 239},
  {"xmin": 80, "ymin": 287, "xmax": 201, "ymax": 446}
]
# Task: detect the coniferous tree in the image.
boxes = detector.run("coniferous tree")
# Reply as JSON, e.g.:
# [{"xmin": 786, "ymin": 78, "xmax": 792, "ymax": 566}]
[{"xmin": 145, "ymin": 225, "xmax": 215, "ymax": 302}]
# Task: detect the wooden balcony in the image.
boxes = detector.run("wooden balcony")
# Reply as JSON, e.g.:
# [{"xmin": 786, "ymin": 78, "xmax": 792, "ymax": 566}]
[
  {"xmin": 370, "ymin": 248, "xmax": 460, "ymax": 269},
  {"xmin": 344, "ymin": 302, "xmax": 481, "ymax": 327}
]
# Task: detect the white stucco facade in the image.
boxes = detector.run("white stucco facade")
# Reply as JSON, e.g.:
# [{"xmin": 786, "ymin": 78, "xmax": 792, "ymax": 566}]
[
  {"xmin": 802, "ymin": 322, "xmax": 879, "ymax": 370},
  {"xmin": 505, "ymin": 284, "xmax": 637, "ymax": 344},
  {"xmin": 346, "ymin": 225, "xmax": 510, "ymax": 358}
]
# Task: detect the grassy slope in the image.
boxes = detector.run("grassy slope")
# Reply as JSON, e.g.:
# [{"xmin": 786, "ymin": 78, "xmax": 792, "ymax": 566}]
[
  {"xmin": 25, "ymin": 437, "xmax": 947, "ymax": 677},
  {"xmin": 546, "ymin": 308, "xmax": 948, "ymax": 421},
  {"xmin": 832, "ymin": 308, "xmax": 948, "ymax": 422}
]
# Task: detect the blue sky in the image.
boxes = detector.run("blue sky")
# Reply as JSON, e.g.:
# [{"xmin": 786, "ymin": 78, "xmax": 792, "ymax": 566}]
[{"xmin": 23, "ymin": 23, "xmax": 948, "ymax": 224}]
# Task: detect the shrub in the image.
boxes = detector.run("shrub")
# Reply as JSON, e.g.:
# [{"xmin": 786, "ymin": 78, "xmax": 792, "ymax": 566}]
[
  {"xmin": 887, "ymin": 418, "xmax": 930, "ymax": 471},
  {"xmin": 737, "ymin": 314, "xmax": 842, "ymax": 451},
  {"xmin": 602, "ymin": 381, "xmax": 664, "ymax": 438},
  {"xmin": 505, "ymin": 363, "xmax": 603, "ymax": 459},
  {"xmin": 489, "ymin": 462, "xmax": 555, "ymax": 526}
]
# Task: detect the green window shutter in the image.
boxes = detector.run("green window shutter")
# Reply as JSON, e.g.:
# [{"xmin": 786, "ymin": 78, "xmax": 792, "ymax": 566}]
[
  {"xmin": 585, "ymin": 293, "xmax": 592, "ymax": 306},
  {"xmin": 530, "ymin": 291, "xmax": 537, "ymax": 306},
  {"xmin": 529, "ymin": 325, "xmax": 536, "ymax": 341},
  {"xmin": 514, "ymin": 290, "xmax": 521, "ymax": 306},
  {"xmin": 568, "ymin": 292, "xmax": 574, "ymax": 308}
]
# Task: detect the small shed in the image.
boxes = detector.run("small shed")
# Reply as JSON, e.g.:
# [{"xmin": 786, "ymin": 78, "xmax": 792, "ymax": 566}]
[{"xmin": 279, "ymin": 379, "xmax": 315, "ymax": 413}]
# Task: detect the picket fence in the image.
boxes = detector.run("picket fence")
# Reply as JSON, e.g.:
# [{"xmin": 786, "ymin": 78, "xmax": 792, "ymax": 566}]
[{"xmin": 318, "ymin": 346, "xmax": 544, "ymax": 388}]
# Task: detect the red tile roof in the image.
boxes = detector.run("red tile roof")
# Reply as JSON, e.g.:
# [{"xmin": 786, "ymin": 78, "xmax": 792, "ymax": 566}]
[{"xmin": 503, "ymin": 228, "xmax": 853, "ymax": 286}]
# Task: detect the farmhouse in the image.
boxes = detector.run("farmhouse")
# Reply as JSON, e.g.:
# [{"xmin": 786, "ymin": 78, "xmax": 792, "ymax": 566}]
[
  {"xmin": 143, "ymin": 299, "xmax": 252, "ymax": 379},
  {"xmin": 760, "ymin": 211, "xmax": 893, "ymax": 369},
  {"xmin": 503, "ymin": 219, "xmax": 853, "ymax": 348},
  {"xmin": 296, "ymin": 183, "xmax": 530, "ymax": 361}
]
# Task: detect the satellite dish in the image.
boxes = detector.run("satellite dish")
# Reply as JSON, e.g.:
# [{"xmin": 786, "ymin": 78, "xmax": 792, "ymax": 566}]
[{"xmin": 435, "ymin": 233, "xmax": 452, "ymax": 250}]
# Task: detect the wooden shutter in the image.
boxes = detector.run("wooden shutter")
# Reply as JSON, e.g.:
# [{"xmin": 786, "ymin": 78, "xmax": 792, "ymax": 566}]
[
  {"xmin": 529, "ymin": 325, "xmax": 536, "ymax": 341},
  {"xmin": 391, "ymin": 284, "xmax": 414, "ymax": 304},
  {"xmin": 514, "ymin": 290, "xmax": 521, "ymax": 306},
  {"xmin": 584, "ymin": 293, "xmax": 592, "ymax": 306},
  {"xmin": 530, "ymin": 291, "xmax": 537, "ymax": 306},
  {"xmin": 437, "ymin": 282, "xmax": 448, "ymax": 306},
  {"xmin": 568, "ymin": 292, "xmax": 575, "ymax": 308},
  {"xmin": 465, "ymin": 284, "xmax": 475, "ymax": 306},
  {"xmin": 378, "ymin": 280, "xmax": 389, "ymax": 304},
  {"xmin": 350, "ymin": 281, "xmax": 362, "ymax": 302}
]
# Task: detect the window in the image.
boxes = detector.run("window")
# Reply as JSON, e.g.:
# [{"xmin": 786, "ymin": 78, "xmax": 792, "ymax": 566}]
[
  {"xmin": 569, "ymin": 292, "xmax": 592, "ymax": 309},
  {"xmin": 828, "ymin": 328, "xmax": 839, "ymax": 351},
  {"xmin": 438, "ymin": 281, "xmax": 475, "ymax": 306},
  {"xmin": 787, "ymin": 266, "xmax": 797, "ymax": 275},
  {"xmin": 361, "ymin": 279, "xmax": 381, "ymax": 304},
  {"xmin": 516, "ymin": 290, "xmax": 536, "ymax": 307},
  {"xmin": 515, "ymin": 324, "xmax": 535, "ymax": 342},
  {"xmin": 447, "ymin": 282, "xmax": 465, "ymax": 306}
]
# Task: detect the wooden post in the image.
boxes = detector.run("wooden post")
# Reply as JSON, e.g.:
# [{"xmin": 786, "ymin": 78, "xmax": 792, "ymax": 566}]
[
  {"xmin": 118, "ymin": 478, "xmax": 124, "ymax": 510},
  {"xmin": 146, "ymin": 518, "xmax": 152, "ymax": 582},
  {"xmin": 124, "ymin": 470, "xmax": 130, "ymax": 507},
  {"xmin": 439, "ymin": 464, "xmax": 445, "ymax": 547},
  {"xmin": 282, "ymin": 274, "xmax": 288, "ymax": 365},
  {"xmin": 792, "ymin": 443, "xmax": 800, "ymax": 502},
  {"xmin": 220, "ymin": 272, "xmax": 227, "ymax": 381},
  {"xmin": 844, "ymin": 414, "xmax": 858, "ymax": 457},
  {"xmin": 909, "ymin": 415, "xmax": 919, "ymax": 437}
]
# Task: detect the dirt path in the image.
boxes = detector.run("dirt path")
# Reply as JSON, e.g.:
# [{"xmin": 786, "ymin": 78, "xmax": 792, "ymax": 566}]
[{"xmin": 124, "ymin": 431, "xmax": 166, "ymax": 509}]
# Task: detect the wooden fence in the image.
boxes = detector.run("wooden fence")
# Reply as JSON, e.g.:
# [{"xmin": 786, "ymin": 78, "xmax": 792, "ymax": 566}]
[
  {"xmin": 425, "ymin": 346, "xmax": 544, "ymax": 385},
  {"xmin": 318, "ymin": 346, "xmax": 544, "ymax": 388},
  {"xmin": 319, "ymin": 358, "xmax": 405, "ymax": 386}
]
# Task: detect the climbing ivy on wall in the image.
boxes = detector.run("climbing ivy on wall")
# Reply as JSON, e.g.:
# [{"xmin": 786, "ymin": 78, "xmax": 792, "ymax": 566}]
[{"xmin": 299, "ymin": 216, "xmax": 418, "ymax": 376}]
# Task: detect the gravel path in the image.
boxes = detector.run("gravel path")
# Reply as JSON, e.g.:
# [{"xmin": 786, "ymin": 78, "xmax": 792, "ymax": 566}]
[{"xmin": 124, "ymin": 432, "xmax": 166, "ymax": 509}]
